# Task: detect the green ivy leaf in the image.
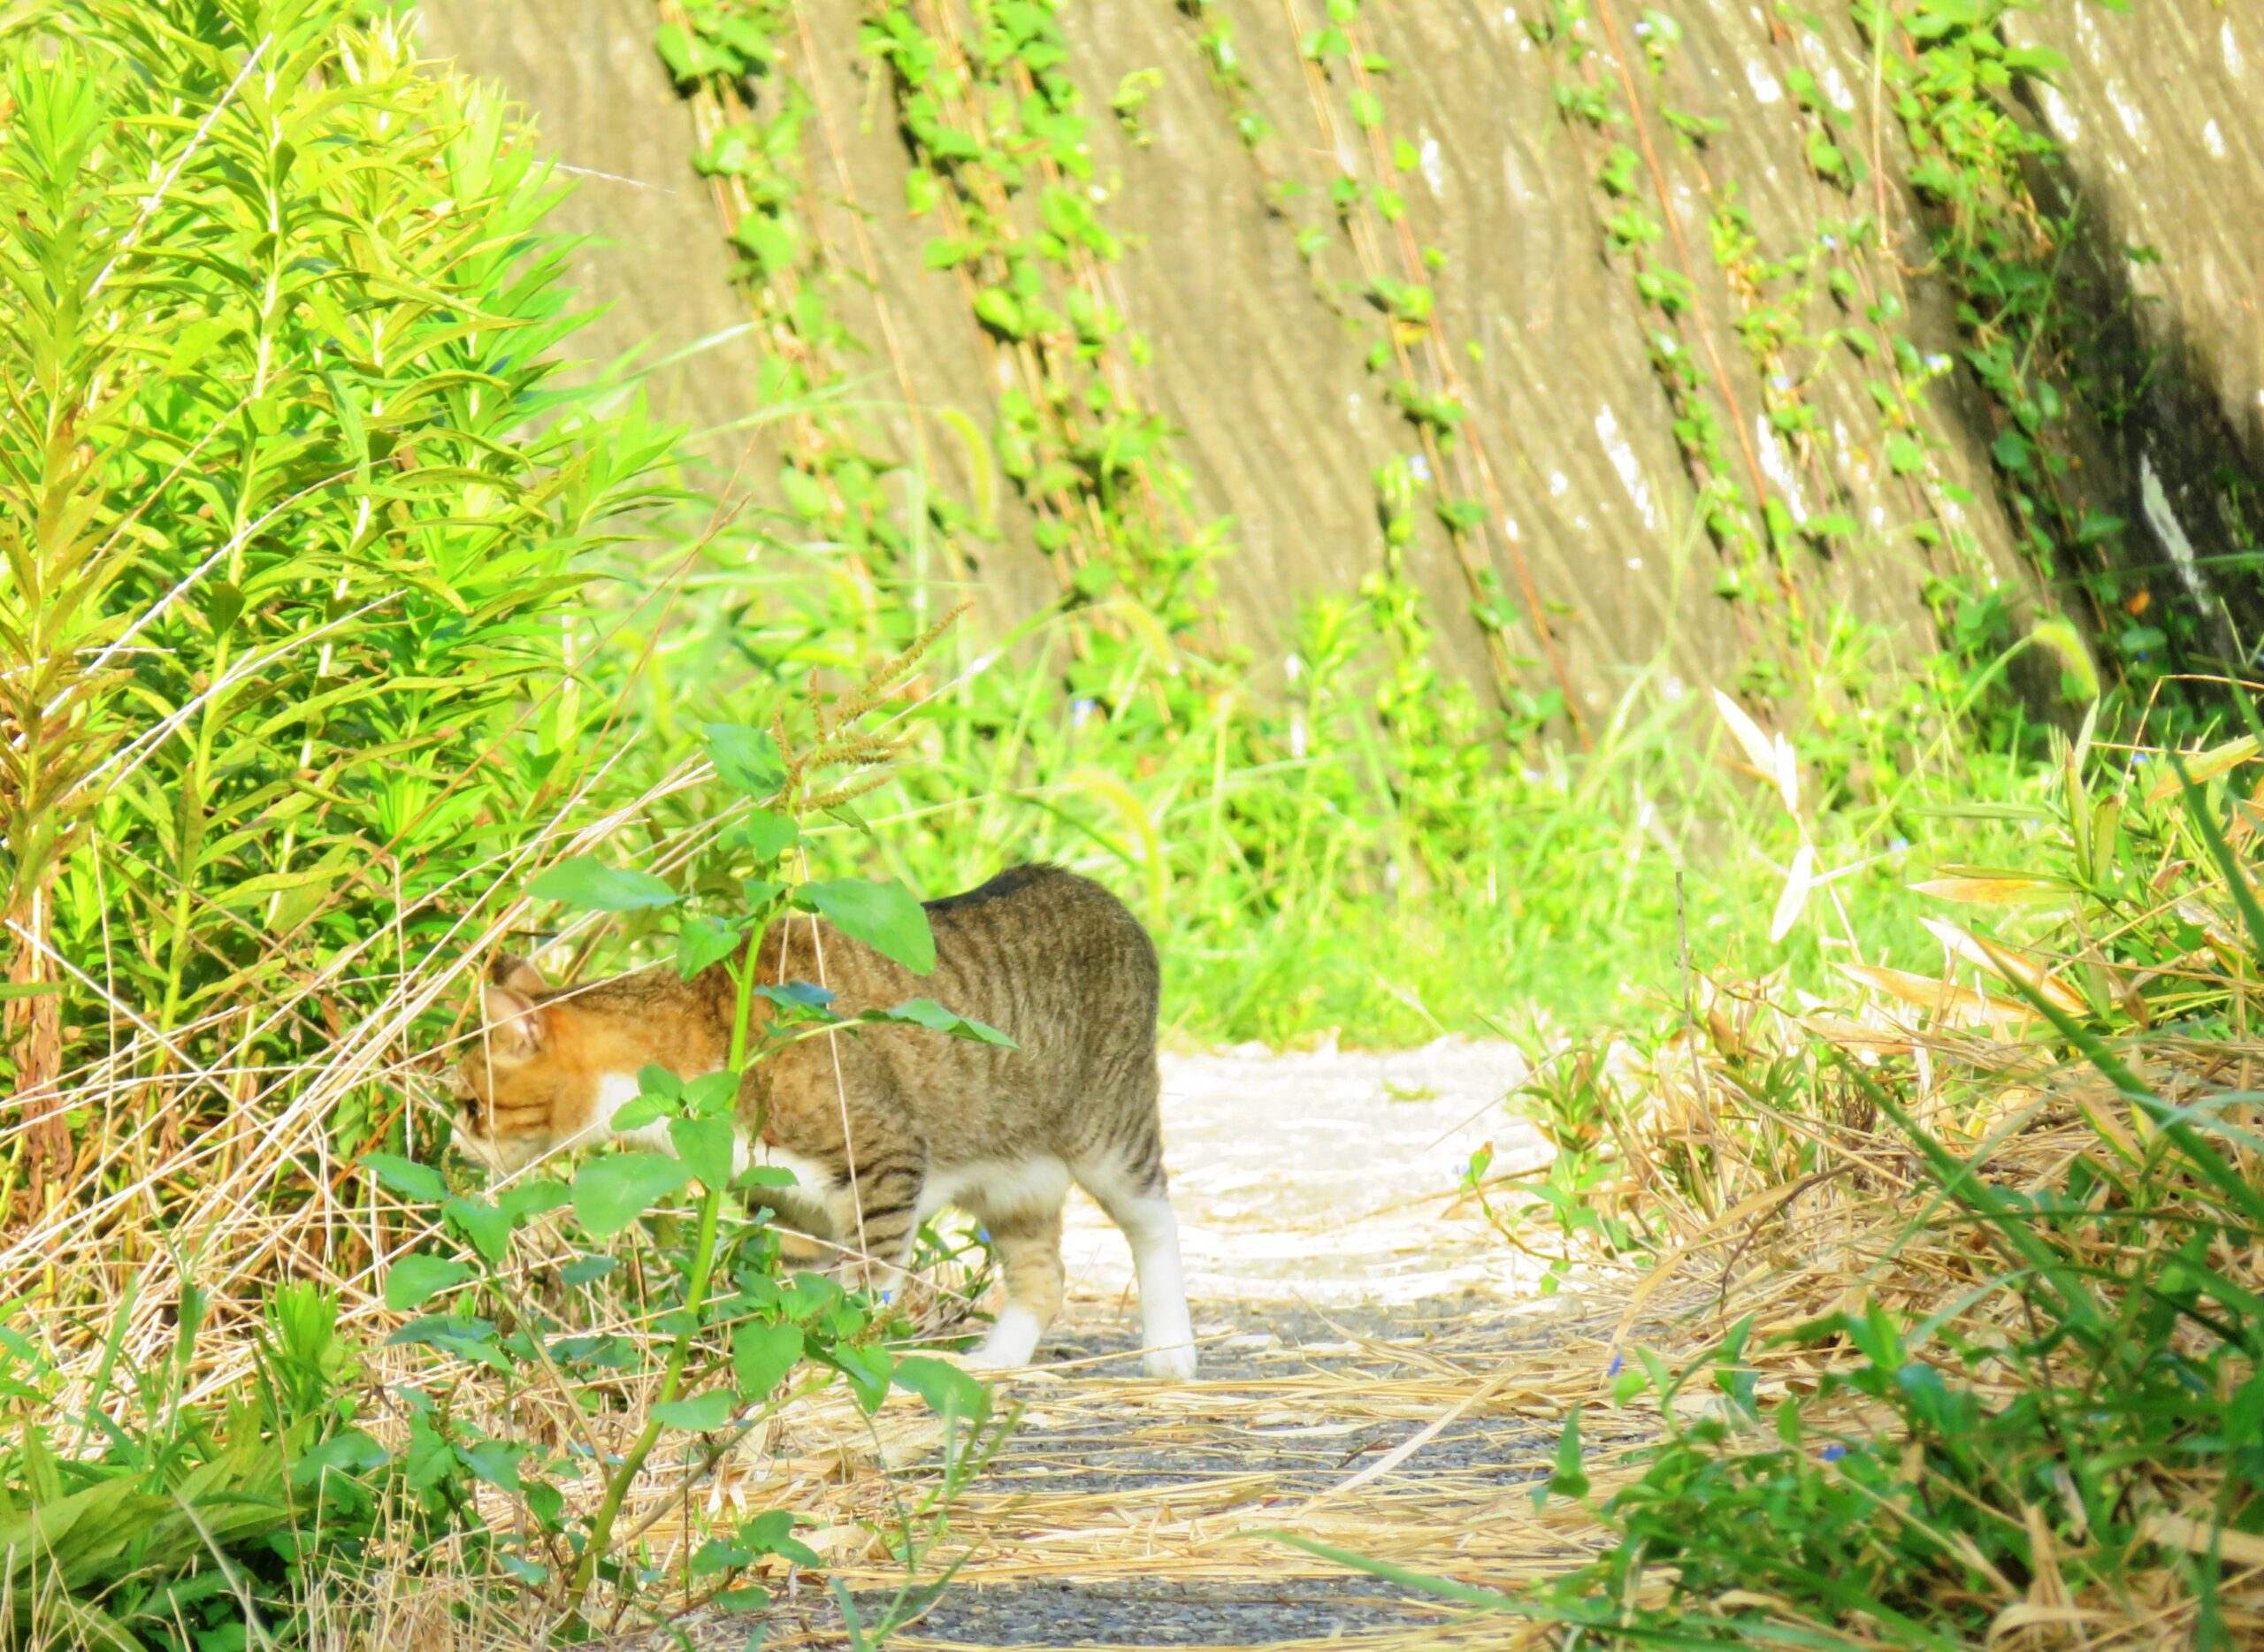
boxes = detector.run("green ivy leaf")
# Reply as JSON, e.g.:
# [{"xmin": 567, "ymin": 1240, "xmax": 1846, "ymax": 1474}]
[
  {"xmin": 732, "ymin": 1320, "xmax": 805, "ymax": 1401},
  {"xmin": 973, "ymin": 287, "xmax": 1028, "ymax": 339},
  {"xmin": 799, "ymin": 878, "xmax": 936, "ymax": 975},
  {"xmin": 704, "ymin": 723, "xmax": 786, "ymax": 798},
  {"xmin": 385, "ymin": 1253, "xmax": 476, "ymax": 1313},
  {"xmin": 529, "ymin": 856, "xmax": 680, "ymax": 911},
  {"xmin": 830, "ymin": 1342, "xmax": 895, "ymax": 1413},
  {"xmin": 571, "ymin": 1152, "xmax": 694, "ymax": 1236},
  {"xmin": 652, "ymin": 1389, "xmax": 735, "ymax": 1431}
]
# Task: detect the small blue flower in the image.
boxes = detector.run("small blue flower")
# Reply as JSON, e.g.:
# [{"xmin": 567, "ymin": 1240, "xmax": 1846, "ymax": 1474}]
[
  {"xmin": 1823, "ymin": 1443, "xmax": 1847, "ymax": 1463},
  {"xmin": 1925, "ymin": 353, "xmax": 1952, "ymax": 372},
  {"xmin": 1606, "ymin": 1353, "xmax": 1624, "ymax": 1377},
  {"xmin": 1070, "ymin": 698, "xmax": 1098, "ymax": 728},
  {"xmin": 1408, "ymin": 454, "xmax": 1433, "ymax": 483},
  {"xmin": 977, "ymin": 1225, "xmax": 991, "ymax": 1243},
  {"xmin": 1821, "ymin": 233, "xmax": 1839, "ymax": 250},
  {"xmin": 1770, "ymin": 373, "xmax": 1794, "ymax": 392},
  {"xmin": 1888, "ymin": 836, "xmax": 1910, "ymax": 853},
  {"xmin": 1633, "ymin": 18, "xmax": 1651, "ymax": 35}
]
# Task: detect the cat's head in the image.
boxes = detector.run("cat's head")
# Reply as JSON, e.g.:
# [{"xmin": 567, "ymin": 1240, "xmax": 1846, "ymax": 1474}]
[{"xmin": 447, "ymin": 955, "xmax": 595, "ymax": 1175}]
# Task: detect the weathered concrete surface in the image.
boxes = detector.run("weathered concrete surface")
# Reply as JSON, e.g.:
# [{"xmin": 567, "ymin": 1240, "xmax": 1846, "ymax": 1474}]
[
  {"xmin": 415, "ymin": 2, "xmax": 765, "ymax": 453},
  {"xmin": 416, "ymin": 0, "xmax": 2263, "ymax": 713}
]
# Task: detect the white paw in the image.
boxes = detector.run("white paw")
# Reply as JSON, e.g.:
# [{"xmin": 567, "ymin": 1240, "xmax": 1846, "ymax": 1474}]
[
  {"xmin": 968, "ymin": 1305, "xmax": 1043, "ymax": 1371},
  {"xmin": 963, "ymin": 1342, "xmax": 1020, "ymax": 1372},
  {"xmin": 1143, "ymin": 1342, "xmax": 1198, "ymax": 1381}
]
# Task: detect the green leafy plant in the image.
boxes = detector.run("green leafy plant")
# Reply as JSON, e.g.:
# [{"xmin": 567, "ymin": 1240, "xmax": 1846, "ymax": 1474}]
[{"xmin": 371, "ymin": 631, "xmax": 1013, "ymax": 1639}]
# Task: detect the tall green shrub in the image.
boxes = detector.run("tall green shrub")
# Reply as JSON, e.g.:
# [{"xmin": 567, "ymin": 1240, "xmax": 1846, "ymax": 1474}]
[{"xmin": 0, "ymin": 0, "xmax": 672, "ymax": 1210}]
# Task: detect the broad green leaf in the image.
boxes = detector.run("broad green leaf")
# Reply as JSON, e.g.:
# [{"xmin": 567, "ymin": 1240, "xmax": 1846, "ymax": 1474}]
[
  {"xmin": 444, "ymin": 1196, "xmax": 512, "ymax": 1265},
  {"xmin": 892, "ymin": 1354, "xmax": 990, "ymax": 1422},
  {"xmin": 560, "ymin": 1255, "xmax": 616, "ymax": 1288},
  {"xmin": 652, "ymin": 1389, "xmax": 735, "ymax": 1431},
  {"xmin": 736, "ymin": 1165, "xmax": 800, "ymax": 1190},
  {"xmin": 498, "ymin": 1179, "xmax": 571, "ymax": 1223},
  {"xmin": 571, "ymin": 1152, "xmax": 693, "ymax": 1236},
  {"xmin": 610, "ymin": 1095, "xmax": 672, "ymax": 1133},
  {"xmin": 460, "ymin": 1438, "xmax": 525, "ymax": 1490},
  {"xmin": 677, "ymin": 914, "xmax": 743, "ymax": 978},
  {"xmin": 690, "ymin": 1537, "xmax": 754, "ymax": 1579},
  {"xmin": 830, "ymin": 1342, "xmax": 895, "ymax": 1413},
  {"xmin": 742, "ymin": 1508, "xmax": 822, "ymax": 1567},
  {"xmin": 743, "ymin": 807, "xmax": 799, "ymax": 862},
  {"xmin": 732, "ymin": 1320, "xmax": 805, "ymax": 1401},
  {"xmin": 800, "ymin": 878, "xmax": 936, "ymax": 975},
  {"xmin": 684, "ymin": 1070, "xmax": 740, "ymax": 1119},
  {"xmin": 870, "ymin": 997, "xmax": 1015, "ymax": 1047},
  {"xmin": 291, "ymin": 1427, "xmax": 388, "ymax": 1488},
  {"xmin": 671, "ymin": 1116, "xmax": 738, "ymax": 1191},
  {"xmin": 614, "ymin": 1065, "xmax": 684, "ymax": 1130},
  {"xmin": 385, "ymin": 1254, "xmax": 475, "ymax": 1313},
  {"xmin": 704, "ymin": 723, "xmax": 786, "ymax": 798},
  {"xmin": 363, "ymin": 1152, "xmax": 447, "ymax": 1203},
  {"xmin": 529, "ymin": 855, "xmax": 680, "ymax": 911}
]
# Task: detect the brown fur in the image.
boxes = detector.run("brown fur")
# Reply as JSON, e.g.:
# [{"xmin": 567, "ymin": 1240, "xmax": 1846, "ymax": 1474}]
[{"xmin": 447, "ymin": 864, "xmax": 1197, "ymax": 1377}]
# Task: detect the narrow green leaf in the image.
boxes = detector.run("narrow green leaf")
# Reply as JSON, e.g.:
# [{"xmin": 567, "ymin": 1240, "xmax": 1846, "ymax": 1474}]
[
  {"xmin": 529, "ymin": 856, "xmax": 680, "ymax": 911},
  {"xmin": 363, "ymin": 1152, "xmax": 447, "ymax": 1203},
  {"xmin": 870, "ymin": 997, "xmax": 1014, "ymax": 1046}
]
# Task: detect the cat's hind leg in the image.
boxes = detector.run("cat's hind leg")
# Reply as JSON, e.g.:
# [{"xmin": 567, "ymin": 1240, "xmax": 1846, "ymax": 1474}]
[
  {"xmin": 1074, "ymin": 1156, "xmax": 1197, "ymax": 1380},
  {"xmin": 961, "ymin": 1200, "xmax": 1066, "ymax": 1371}
]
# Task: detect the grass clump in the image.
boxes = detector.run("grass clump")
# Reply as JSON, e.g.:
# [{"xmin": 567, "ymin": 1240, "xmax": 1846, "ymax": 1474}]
[{"xmin": 1311, "ymin": 693, "xmax": 2264, "ymax": 1647}]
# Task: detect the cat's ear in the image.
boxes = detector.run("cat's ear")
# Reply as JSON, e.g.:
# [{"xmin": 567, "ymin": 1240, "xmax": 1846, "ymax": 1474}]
[
  {"xmin": 479, "ymin": 982, "xmax": 549, "ymax": 1060},
  {"xmin": 489, "ymin": 953, "xmax": 549, "ymax": 995}
]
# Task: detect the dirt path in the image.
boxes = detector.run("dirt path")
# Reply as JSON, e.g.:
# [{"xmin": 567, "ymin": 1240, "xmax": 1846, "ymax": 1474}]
[
  {"xmin": 629, "ymin": 1039, "xmax": 1630, "ymax": 1650},
  {"xmin": 811, "ymin": 1041, "xmax": 1621, "ymax": 1648}
]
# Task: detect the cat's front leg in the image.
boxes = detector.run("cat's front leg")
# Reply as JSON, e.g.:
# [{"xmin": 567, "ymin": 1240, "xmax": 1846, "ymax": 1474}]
[{"xmin": 822, "ymin": 1152, "xmax": 927, "ymax": 1301}]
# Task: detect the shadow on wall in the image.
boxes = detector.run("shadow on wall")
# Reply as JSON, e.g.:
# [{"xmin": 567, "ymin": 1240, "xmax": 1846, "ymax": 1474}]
[{"xmin": 1923, "ymin": 101, "xmax": 2264, "ymax": 693}]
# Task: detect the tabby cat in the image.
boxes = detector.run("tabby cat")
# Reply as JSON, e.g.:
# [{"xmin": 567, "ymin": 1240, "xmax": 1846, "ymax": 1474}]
[{"xmin": 447, "ymin": 864, "xmax": 1197, "ymax": 1379}]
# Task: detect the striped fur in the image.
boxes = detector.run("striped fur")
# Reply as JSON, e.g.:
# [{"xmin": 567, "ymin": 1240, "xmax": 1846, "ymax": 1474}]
[{"xmin": 447, "ymin": 864, "xmax": 1197, "ymax": 1378}]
